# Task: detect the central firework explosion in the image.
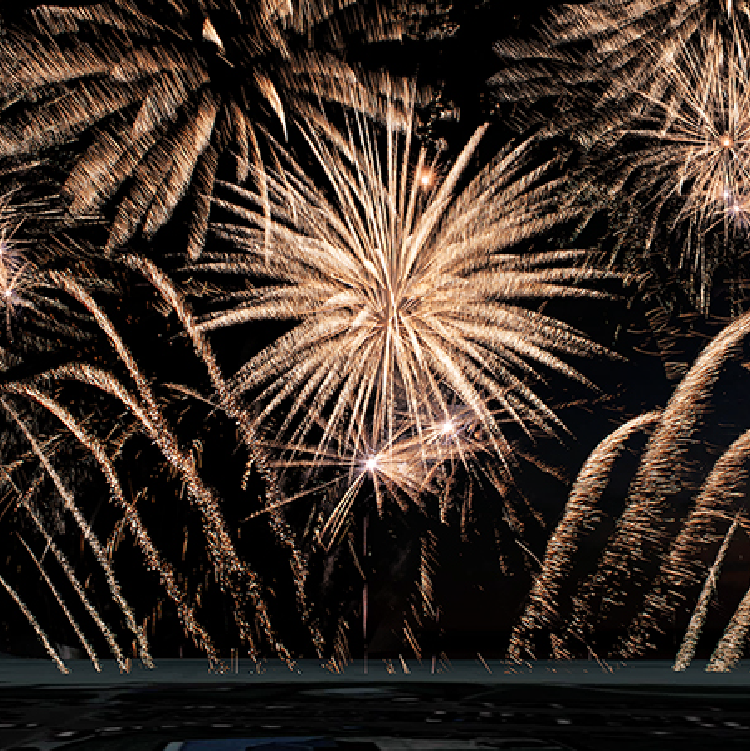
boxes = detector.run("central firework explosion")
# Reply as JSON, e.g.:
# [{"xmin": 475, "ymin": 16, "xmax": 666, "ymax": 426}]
[{"xmin": 192, "ymin": 76, "xmax": 612, "ymax": 544}]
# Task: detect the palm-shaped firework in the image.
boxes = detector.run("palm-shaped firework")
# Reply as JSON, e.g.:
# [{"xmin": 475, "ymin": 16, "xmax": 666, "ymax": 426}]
[{"xmin": 0, "ymin": 0, "xmax": 422, "ymax": 258}]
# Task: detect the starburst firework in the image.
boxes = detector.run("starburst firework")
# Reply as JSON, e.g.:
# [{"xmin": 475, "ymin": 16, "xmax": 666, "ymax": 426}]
[
  {"xmin": 597, "ymin": 19, "xmax": 750, "ymax": 311},
  {"xmin": 195, "ymin": 78, "xmax": 611, "ymax": 505},
  {"xmin": 492, "ymin": 0, "xmax": 750, "ymax": 312}
]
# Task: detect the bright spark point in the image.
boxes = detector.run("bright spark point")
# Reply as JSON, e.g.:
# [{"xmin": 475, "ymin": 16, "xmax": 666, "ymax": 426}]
[
  {"xmin": 439, "ymin": 420, "xmax": 455, "ymax": 436},
  {"xmin": 365, "ymin": 457, "xmax": 378, "ymax": 472},
  {"xmin": 721, "ymin": 134, "xmax": 734, "ymax": 149}
]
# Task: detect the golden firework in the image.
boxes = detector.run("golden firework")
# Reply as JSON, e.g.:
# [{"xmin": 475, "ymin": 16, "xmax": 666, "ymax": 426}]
[{"xmin": 197, "ymin": 77, "xmax": 611, "ymax": 484}]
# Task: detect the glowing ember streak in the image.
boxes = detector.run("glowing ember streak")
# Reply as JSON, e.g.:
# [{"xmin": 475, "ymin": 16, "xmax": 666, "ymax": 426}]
[
  {"xmin": 509, "ymin": 411, "xmax": 662, "ymax": 660},
  {"xmin": 673, "ymin": 514, "xmax": 741, "ymax": 671},
  {"xmin": 7, "ymin": 385, "xmax": 222, "ymax": 669},
  {"xmin": 202, "ymin": 18, "xmax": 224, "ymax": 50},
  {"xmin": 18, "ymin": 480, "xmax": 127, "ymax": 669},
  {"xmin": 128, "ymin": 255, "xmax": 319, "ymax": 662},
  {"xmin": 707, "ymin": 562, "xmax": 750, "ymax": 671},
  {"xmin": 16, "ymin": 533, "xmax": 101, "ymax": 672},
  {"xmin": 622, "ymin": 428, "xmax": 750, "ymax": 659},
  {"xmin": 0, "ymin": 572, "xmax": 69, "ymax": 674}
]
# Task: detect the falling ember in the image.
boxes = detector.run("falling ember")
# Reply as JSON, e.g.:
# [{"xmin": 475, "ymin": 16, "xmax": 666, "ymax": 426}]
[
  {"xmin": 127, "ymin": 255, "xmax": 324, "ymax": 662},
  {"xmin": 1, "ymin": 397, "xmax": 149, "ymax": 670},
  {"xmin": 202, "ymin": 17, "xmax": 224, "ymax": 50},
  {"xmin": 16, "ymin": 532, "xmax": 102, "ymax": 672},
  {"xmin": 621, "ymin": 425, "xmax": 750, "ymax": 660}
]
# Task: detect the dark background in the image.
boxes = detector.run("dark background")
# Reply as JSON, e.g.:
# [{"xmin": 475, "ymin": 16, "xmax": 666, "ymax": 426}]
[{"xmin": 1, "ymin": 0, "xmax": 749, "ymax": 666}]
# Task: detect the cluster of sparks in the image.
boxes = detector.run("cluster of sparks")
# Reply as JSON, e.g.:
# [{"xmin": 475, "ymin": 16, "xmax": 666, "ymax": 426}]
[
  {"xmin": 510, "ymin": 310, "xmax": 750, "ymax": 670},
  {"xmin": 4, "ymin": 0, "xmax": 750, "ymax": 675}
]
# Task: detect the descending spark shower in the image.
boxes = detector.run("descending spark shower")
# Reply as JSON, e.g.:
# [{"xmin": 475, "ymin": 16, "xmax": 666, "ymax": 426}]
[{"xmin": 2, "ymin": 0, "xmax": 750, "ymax": 673}]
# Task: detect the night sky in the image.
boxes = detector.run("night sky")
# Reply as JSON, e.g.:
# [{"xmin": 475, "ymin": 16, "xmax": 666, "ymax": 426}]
[{"xmin": 1, "ymin": 0, "xmax": 750, "ymax": 669}]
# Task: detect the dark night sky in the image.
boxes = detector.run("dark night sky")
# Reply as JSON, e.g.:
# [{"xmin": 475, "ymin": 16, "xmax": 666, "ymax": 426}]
[{"xmin": 2, "ymin": 0, "xmax": 750, "ymax": 664}]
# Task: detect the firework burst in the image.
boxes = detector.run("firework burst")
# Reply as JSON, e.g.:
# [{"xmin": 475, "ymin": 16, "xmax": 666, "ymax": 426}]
[
  {"xmin": 596, "ymin": 18, "xmax": 750, "ymax": 311},
  {"xmin": 195, "ymin": 77, "xmax": 611, "ymax": 502},
  {"xmin": 492, "ymin": 0, "xmax": 750, "ymax": 313}
]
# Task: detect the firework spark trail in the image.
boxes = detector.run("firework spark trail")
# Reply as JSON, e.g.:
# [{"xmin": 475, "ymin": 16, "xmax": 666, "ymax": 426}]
[
  {"xmin": 3, "ymin": 457, "xmax": 125, "ymax": 665},
  {"xmin": 493, "ymin": 1, "xmax": 750, "ymax": 311},
  {"xmin": 47, "ymin": 272, "xmax": 284, "ymax": 662},
  {"xmin": 622, "ymin": 428, "xmax": 750, "ymax": 658},
  {"xmin": 707, "ymin": 557, "xmax": 750, "ymax": 671},
  {"xmin": 567, "ymin": 310, "xmax": 750, "ymax": 640},
  {"xmin": 0, "ymin": 396, "xmax": 151, "ymax": 668},
  {"xmin": 4, "ymin": 385, "xmax": 222, "ymax": 670},
  {"xmin": 507, "ymin": 411, "xmax": 662, "ymax": 661},
  {"xmin": 198, "ymin": 75, "xmax": 612, "ymax": 490},
  {"xmin": 35, "ymin": 363, "xmax": 262, "ymax": 663},
  {"xmin": 673, "ymin": 514, "xmax": 741, "ymax": 671},
  {"xmin": 15, "ymin": 531, "xmax": 101, "ymax": 671},
  {"xmin": 0, "ymin": 571, "xmax": 69, "ymax": 674},
  {"xmin": 21, "ymin": 487, "xmax": 127, "ymax": 669},
  {"xmin": 129, "ymin": 255, "xmax": 320, "ymax": 661}
]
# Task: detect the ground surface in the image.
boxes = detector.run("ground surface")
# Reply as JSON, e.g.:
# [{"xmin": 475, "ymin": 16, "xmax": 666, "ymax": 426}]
[{"xmin": 2, "ymin": 659, "xmax": 750, "ymax": 749}]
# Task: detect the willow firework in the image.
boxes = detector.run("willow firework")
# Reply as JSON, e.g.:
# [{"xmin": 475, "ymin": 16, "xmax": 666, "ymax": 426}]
[{"xmin": 508, "ymin": 311, "xmax": 750, "ymax": 669}]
